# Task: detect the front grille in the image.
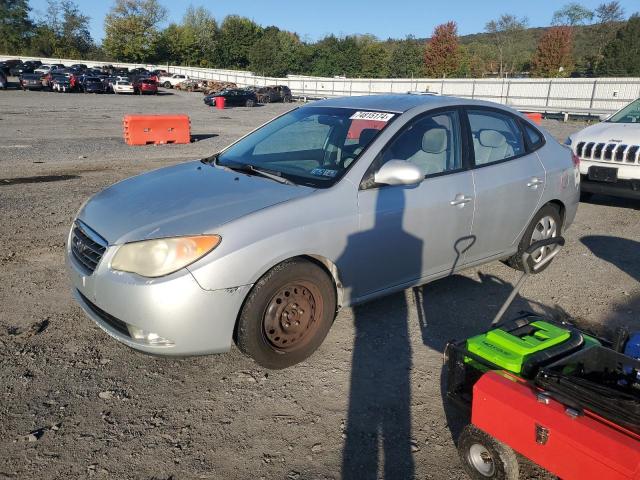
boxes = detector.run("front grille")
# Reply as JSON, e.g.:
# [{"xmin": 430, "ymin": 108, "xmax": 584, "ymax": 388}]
[
  {"xmin": 77, "ymin": 290, "xmax": 131, "ymax": 338},
  {"xmin": 70, "ymin": 221, "xmax": 107, "ymax": 274},
  {"xmin": 576, "ymin": 141, "xmax": 640, "ymax": 165}
]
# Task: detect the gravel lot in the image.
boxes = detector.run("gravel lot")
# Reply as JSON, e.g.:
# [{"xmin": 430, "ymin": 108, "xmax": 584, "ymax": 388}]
[{"xmin": 1, "ymin": 86, "xmax": 639, "ymax": 480}]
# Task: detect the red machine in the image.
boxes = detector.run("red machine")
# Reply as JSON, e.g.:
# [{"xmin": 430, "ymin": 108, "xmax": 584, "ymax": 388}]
[
  {"xmin": 446, "ymin": 236, "xmax": 640, "ymax": 479},
  {"xmin": 463, "ymin": 371, "xmax": 640, "ymax": 479}
]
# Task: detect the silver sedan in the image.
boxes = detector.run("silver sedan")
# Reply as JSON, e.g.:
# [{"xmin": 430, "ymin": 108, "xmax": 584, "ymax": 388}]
[{"xmin": 66, "ymin": 95, "xmax": 580, "ymax": 368}]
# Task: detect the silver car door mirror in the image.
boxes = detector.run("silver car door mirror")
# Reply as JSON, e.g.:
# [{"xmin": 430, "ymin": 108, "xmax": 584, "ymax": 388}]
[
  {"xmin": 599, "ymin": 113, "xmax": 611, "ymax": 121},
  {"xmin": 374, "ymin": 160, "xmax": 424, "ymax": 186}
]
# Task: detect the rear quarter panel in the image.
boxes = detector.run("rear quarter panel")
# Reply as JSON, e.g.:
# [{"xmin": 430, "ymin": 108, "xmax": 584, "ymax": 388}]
[{"xmin": 536, "ymin": 134, "xmax": 580, "ymax": 230}]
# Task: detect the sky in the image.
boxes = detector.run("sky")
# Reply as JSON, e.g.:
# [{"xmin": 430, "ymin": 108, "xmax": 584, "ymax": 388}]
[{"xmin": 28, "ymin": 0, "xmax": 640, "ymax": 43}]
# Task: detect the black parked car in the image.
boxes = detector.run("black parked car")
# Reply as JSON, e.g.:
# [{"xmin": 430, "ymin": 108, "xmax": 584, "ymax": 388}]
[
  {"xmin": 19, "ymin": 73, "xmax": 45, "ymax": 91},
  {"xmin": 0, "ymin": 59, "xmax": 21, "ymax": 75},
  {"xmin": 10, "ymin": 62, "xmax": 35, "ymax": 76},
  {"xmin": 0, "ymin": 70, "xmax": 8, "ymax": 89},
  {"xmin": 256, "ymin": 85, "xmax": 293, "ymax": 103},
  {"xmin": 203, "ymin": 89, "xmax": 257, "ymax": 107},
  {"xmin": 83, "ymin": 76, "xmax": 106, "ymax": 93}
]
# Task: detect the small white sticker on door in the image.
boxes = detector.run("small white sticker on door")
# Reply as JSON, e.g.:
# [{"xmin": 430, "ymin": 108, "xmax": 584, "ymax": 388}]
[{"xmin": 349, "ymin": 111, "xmax": 395, "ymax": 122}]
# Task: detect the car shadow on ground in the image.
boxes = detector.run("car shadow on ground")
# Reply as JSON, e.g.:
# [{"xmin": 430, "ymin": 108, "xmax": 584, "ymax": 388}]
[
  {"xmin": 190, "ymin": 133, "xmax": 218, "ymax": 142},
  {"xmin": 581, "ymin": 235, "xmax": 640, "ymax": 333},
  {"xmin": 581, "ymin": 194, "xmax": 640, "ymax": 210},
  {"xmin": 337, "ymin": 184, "xmax": 574, "ymax": 478}
]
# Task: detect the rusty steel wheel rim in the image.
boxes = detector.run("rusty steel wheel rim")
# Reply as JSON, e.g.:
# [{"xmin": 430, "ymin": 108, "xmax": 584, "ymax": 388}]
[{"xmin": 262, "ymin": 281, "xmax": 323, "ymax": 352}]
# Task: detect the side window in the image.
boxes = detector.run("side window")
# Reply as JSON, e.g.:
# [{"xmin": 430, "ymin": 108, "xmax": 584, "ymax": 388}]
[
  {"xmin": 468, "ymin": 110, "xmax": 526, "ymax": 166},
  {"xmin": 378, "ymin": 111, "xmax": 462, "ymax": 177},
  {"xmin": 524, "ymin": 124, "xmax": 543, "ymax": 150}
]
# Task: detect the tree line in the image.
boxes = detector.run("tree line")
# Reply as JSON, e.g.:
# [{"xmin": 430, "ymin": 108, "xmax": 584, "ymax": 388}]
[{"xmin": 1, "ymin": 0, "xmax": 639, "ymax": 78}]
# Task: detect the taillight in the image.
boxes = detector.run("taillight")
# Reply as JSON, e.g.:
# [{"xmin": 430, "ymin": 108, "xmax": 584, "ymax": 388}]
[{"xmin": 572, "ymin": 152, "xmax": 580, "ymax": 167}]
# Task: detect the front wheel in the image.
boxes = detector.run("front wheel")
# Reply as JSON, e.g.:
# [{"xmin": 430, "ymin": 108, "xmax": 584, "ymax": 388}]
[
  {"xmin": 245, "ymin": 98, "xmax": 256, "ymax": 107},
  {"xmin": 506, "ymin": 203, "xmax": 562, "ymax": 272},
  {"xmin": 163, "ymin": 81, "xmax": 171, "ymax": 88},
  {"xmin": 236, "ymin": 259, "xmax": 336, "ymax": 369},
  {"xmin": 458, "ymin": 425, "xmax": 519, "ymax": 480}
]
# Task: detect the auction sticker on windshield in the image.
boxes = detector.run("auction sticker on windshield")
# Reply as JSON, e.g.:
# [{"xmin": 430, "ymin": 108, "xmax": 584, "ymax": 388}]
[{"xmin": 349, "ymin": 111, "xmax": 395, "ymax": 122}]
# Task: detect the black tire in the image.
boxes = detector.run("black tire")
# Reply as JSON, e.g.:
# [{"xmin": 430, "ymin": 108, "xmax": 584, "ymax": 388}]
[
  {"xmin": 163, "ymin": 81, "xmax": 171, "ymax": 88},
  {"xmin": 245, "ymin": 98, "xmax": 256, "ymax": 107},
  {"xmin": 236, "ymin": 259, "xmax": 336, "ymax": 369},
  {"xmin": 262, "ymin": 95, "xmax": 271, "ymax": 104},
  {"xmin": 458, "ymin": 425, "xmax": 519, "ymax": 480},
  {"xmin": 506, "ymin": 203, "xmax": 562, "ymax": 272}
]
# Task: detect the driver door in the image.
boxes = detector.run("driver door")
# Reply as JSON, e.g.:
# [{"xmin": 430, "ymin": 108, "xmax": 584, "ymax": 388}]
[{"xmin": 349, "ymin": 110, "xmax": 475, "ymax": 299}]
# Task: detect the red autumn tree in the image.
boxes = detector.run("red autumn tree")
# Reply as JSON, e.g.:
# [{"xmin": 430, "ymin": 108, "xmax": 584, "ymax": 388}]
[
  {"xmin": 424, "ymin": 21, "xmax": 461, "ymax": 78},
  {"xmin": 531, "ymin": 26, "xmax": 575, "ymax": 77}
]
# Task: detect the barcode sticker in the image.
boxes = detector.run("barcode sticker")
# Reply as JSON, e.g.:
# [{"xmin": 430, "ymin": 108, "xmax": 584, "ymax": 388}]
[{"xmin": 349, "ymin": 111, "xmax": 395, "ymax": 122}]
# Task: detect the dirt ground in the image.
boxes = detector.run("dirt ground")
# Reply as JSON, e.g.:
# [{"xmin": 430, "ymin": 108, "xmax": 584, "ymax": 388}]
[{"xmin": 1, "ymin": 85, "xmax": 639, "ymax": 480}]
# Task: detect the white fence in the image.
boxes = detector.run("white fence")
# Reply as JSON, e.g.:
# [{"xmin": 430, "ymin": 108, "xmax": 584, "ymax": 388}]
[{"xmin": 4, "ymin": 54, "xmax": 639, "ymax": 116}]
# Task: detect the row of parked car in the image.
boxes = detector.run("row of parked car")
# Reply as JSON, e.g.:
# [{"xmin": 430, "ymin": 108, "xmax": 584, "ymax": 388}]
[
  {"xmin": 200, "ymin": 84, "xmax": 294, "ymax": 108},
  {"xmin": 0, "ymin": 59, "xmax": 164, "ymax": 95}
]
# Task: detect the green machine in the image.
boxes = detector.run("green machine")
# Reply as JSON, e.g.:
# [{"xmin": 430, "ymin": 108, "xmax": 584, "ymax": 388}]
[
  {"xmin": 466, "ymin": 319, "xmax": 587, "ymax": 376},
  {"xmin": 462, "ymin": 237, "xmax": 597, "ymax": 378}
]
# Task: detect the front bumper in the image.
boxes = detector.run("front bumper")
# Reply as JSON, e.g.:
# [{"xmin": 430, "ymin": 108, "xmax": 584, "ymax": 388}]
[
  {"xmin": 581, "ymin": 175, "xmax": 640, "ymax": 199},
  {"xmin": 66, "ymin": 229, "xmax": 252, "ymax": 356}
]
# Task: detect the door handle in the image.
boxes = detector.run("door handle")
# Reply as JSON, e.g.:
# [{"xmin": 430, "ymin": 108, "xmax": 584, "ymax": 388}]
[
  {"xmin": 527, "ymin": 177, "xmax": 544, "ymax": 188},
  {"xmin": 450, "ymin": 194, "xmax": 473, "ymax": 207}
]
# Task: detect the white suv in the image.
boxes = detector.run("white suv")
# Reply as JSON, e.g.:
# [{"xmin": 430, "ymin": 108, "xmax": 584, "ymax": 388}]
[
  {"xmin": 567, "ymin": 98, "xmax": 640, "ymax": 200},
  {"xmin": 159, "ymin": 74, "xmax": 189, "ymax": 88}
]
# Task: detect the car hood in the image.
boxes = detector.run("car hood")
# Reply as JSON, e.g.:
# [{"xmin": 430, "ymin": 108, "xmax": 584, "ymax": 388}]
[
  {"xmin": 573, "ymin": 121, "xmax": 640, "ymax": 144},
  {"xmin": 78, "ymin": 160, "xmax": 314, "ymax": 244}
]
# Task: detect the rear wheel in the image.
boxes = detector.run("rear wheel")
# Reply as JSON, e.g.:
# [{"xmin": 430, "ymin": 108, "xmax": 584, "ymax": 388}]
[
  {"xmin": 245, "ymin": 98, "xmax": 256, "ymax": 107},
  {"xmin": 458, "ymin": 425, "xmax": 519, "ymax": 480},
  {"xmin": 163, "ymin": 81, "xmax": 171, "ymax": 88},
  {"xmin": 236, "ymin": 259, "xmax": 336, "ymax": 369},
  {"xmin": 262, "ymin": 95, "xmax": 271, "ymax": 104},
  {"xmin": 506, "ymin": 203, "xmax": 562, "ymax": 272}
]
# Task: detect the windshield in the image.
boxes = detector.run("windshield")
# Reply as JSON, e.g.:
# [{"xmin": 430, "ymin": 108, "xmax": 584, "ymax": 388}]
[
  {"xmin": 609, "ymin": 99, "xmax": 640, "ymax": 123},
  {"xmin": 216, "ymin": 106, "xmax": 396, "ymax": 188}
]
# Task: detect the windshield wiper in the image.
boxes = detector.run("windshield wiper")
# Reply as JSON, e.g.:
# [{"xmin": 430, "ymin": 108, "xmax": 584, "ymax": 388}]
[{"xmin": 223, "ymin": 163, "xmax": 296, "ymax": 186}]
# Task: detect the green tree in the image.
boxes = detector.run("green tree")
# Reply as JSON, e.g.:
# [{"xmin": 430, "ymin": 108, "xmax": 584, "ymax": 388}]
[
  {"xmin": 103, "ymin": 0, "xmax": 167, "ymax": 62},
  {"xmin": 597, "ymin": 14, "xmax": 640, "ymax": 76},
  {"xmin": 0, "ymin": 0, "xmax": 32, "ymax": 54},
  {"xmin": 531, "ymin": 26, "xmax": 574, "ymax": 77},
  {"xmin": 424, "ymin": 21, "xmax": 461, "ymax": 78},
  {"xmin": 552, "ymin": 2, "xmax": 594, "ymax": 26},
  {"xmin": 249, "ymin": 26, "xmax": 302, "ymax": 76},
  {"xmin": 358, "ymin": 38, "xmax": 390, "ymax": 78},
  {"xmin": 218, "ymin": 15, "xmax": 263, "ymax": 69},
  {"xmin": 485, "ymin": 14, "xmax": 529, "ymax": 76},
  {"xmin": 590, "ymin": 1, "xmax": 626, "ymax": 70},
  {"xmin": 458, "ymin": 41, "xmax": 497, "ymax": 77},
  {"xmin": 387, "ymin": 36, "xmax": 424, "ymax": 78},
  {"xmin": 181, "ymin": 6, "xmax": 218, "ymax": 67},
  {"xmin": 309, "ymin": 35, "xmax": 362, "ymax": 77}
]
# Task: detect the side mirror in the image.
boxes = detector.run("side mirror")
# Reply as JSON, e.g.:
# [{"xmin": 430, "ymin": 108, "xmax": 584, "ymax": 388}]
[
  {"xmin": 599, "ymin": 113, "xmax": 611, "ymax": 122},
  {"xmin": 374, "ymin": 160, "xmax": 423, "ymax": 186}
]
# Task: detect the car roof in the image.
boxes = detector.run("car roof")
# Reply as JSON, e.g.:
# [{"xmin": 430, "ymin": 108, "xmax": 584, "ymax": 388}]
[{"xmin": 307, "ymin": 94, "xmax": 515, "ymax": 114}]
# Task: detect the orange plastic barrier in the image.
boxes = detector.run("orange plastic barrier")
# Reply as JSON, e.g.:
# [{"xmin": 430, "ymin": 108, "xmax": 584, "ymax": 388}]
[
  {"xmin": 524, "ymin": 112, "xmax": 543, "ymax": 125},
  {"xmin": 215, "ymin": 96, "xmax": 226, "ymax": 109},
  {"xmin": 123, "ymin": 114, "xmax": 191, "ymax": 146}
]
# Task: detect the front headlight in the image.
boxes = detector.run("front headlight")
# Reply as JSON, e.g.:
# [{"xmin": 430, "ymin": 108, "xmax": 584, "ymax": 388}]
[{"xmin": 111, "ymin": 235, "xmax": 221, "ymax": 278}]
